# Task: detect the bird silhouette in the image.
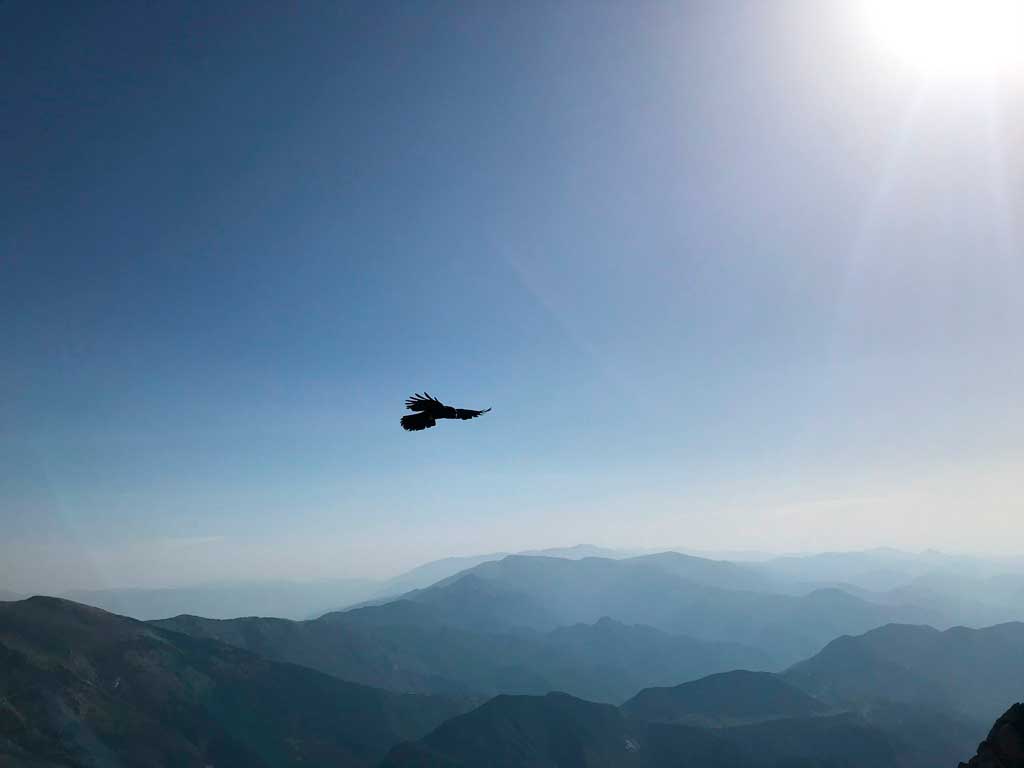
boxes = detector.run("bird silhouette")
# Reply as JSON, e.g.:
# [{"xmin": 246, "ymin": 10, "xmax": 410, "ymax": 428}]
[{"xmin": 401, "ymin": 393, "xmax": 491, "ymax": 431}]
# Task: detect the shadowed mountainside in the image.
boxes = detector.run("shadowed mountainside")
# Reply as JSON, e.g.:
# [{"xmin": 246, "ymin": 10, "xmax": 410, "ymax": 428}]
[
  {"xmin": 0, "ymin": 597, "xmax": 471, "ymax": 767},
  {"xmin": 380, "ymin": 691, "xmax": 921, "ymax": 768}
]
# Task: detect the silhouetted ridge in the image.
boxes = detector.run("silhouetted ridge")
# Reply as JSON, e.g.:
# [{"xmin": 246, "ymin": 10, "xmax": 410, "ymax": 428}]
[{"xmin": 958, "ymin": 704, "xmax": 1024, "ymax": 768}]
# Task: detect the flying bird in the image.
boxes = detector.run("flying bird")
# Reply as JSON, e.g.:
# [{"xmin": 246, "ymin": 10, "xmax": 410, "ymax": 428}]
[{"xmin": 401, "ymin": 393, "xmax": 491, "ymax": 431}]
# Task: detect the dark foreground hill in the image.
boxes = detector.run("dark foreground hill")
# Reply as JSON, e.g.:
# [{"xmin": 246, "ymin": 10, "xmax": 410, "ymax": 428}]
[
  {"xmin": 621, "ymin": 670, "xmax": 827, "ymax": 725},
  {"xmin": 154, "ymin": 609, "xmax": 771, "ymax": 703},
  {"xmin": 783, "ymin": 622, "xmax": 1024, "ymax": 725},
  {"xmin": 380, "ymin": 691, "xmax": 908, "ymax": 768},
  {"xmin": 0, "ymin": 597, "xmax": 470, "ymax": 767},
  {"xmin": 958, "ymin": 703, "xmax": 1024, "ymax": 768},
  {"xmin": 379, "ymin": 658, "xmax": 987, "ymax": 768},
  {"xmin": 382, "ymin": 693, "xmax": 648, "ymax": 768}
]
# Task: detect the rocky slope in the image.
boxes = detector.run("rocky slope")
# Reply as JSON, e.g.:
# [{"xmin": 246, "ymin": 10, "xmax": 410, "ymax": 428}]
[
  {"xmin": 959, "ymin": 704, "xmax": 1024, "ymax": 768},
  {"xmin": 0, "ymin": 597, "xmax": 470, "ymax": 767}
]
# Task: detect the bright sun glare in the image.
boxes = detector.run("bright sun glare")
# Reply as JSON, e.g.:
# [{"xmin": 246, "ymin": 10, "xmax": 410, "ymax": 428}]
[{"xmin": 864, "ymin": 0, "xmax": 1024, "ymax": 79}]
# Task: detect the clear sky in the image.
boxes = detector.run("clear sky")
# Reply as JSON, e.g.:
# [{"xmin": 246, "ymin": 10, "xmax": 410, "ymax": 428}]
[{"xmin": 3, "ymin": 1, "xmax": 1022, "ymax": 592}]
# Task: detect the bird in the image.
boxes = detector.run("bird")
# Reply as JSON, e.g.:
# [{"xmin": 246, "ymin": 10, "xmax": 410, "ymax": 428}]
[{"xmin": 401, "ymin": 392, "xmax": 491, "ymax": 431}]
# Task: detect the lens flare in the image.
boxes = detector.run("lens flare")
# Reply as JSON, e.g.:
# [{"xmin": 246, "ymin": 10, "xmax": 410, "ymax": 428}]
[{"xmin": 864, "ymin": 0, "xmax": 1024, "ymax": 78}]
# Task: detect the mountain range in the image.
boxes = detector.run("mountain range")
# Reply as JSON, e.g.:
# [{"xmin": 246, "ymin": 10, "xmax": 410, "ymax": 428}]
[
  {"xmin": 363, "ymin": 553, "xmax": 941, "ymax": 665},
  {"xmin": 153, "ymin": 611, "xmax": 771, "ymax": 704},
  {"xmin": 15, "ymin": 546, "xmax": 636, "ymax": 622},
  {"xmin": 2, "ymin": 595, "xmax": 1020, "ymax": 766},
  {"xmin": 4, "ymin": 547, "xmax": 1024, "ymax": 766},
  {"xmin": 16, "ymin": 546, "xmax": 1024, "ymax": 630},
  {"xmin": 380, "ymin": 689, "xmax": 969, "ymax": 768},
  {"xmin": 144, "ymin": 552, "xmax": 1023, "ymax": 710},
  {"xmin": 0, "ymin": 597, "xmax": 471, "ymax": 767}
]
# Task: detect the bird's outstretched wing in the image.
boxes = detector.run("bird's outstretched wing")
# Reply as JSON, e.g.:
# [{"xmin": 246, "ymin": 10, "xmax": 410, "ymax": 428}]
[
  {"xmin": 405, "ymin": 393, "xmax": 445, "ymax": 412},
  {"xmin": 455, "ymin": 407, "xmax": 491, "ymax": 420},
  {"xmin": 401, "ymin": 412, "xmax": 437, "ymax": 431}
]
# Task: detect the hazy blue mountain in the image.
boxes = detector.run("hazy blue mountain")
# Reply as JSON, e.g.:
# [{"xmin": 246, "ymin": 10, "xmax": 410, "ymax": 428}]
[
  {"xmin": 0, "ymin": 591, "xmax": 22, "ymax": 602},
  {"xmin": 783, "ymin": 622, "xmax": 1024, "ymax": 725},
  {"xmin": 0, "ymin": 597, "xmax": 470, "ymax": 767},
  {"xmin": 673, "ymin": 548, "xmax": 779, "ymax": 562},
  {"xmin": 958, "ymin": 703, "xmax": 1024, "ymax": 768},
  {"xmin": 520, "ymin": 544, "xmax": 640, "ymax": 559},
  {"xmin": 59, "ymin": 577, "xmax": 381, "ymax": 621},
  {"xmin": 774, "ymin": 570, "xmax": 1024, "ymax": 629},
  {"xmin": 399, "ymin": 555, "xmax": 941, "ymax": 664},
  {"xmin": 622, "ymin": 670, "xmax": 827, "ymax": 725},
  {"xmin": 154, "ymin": 611, "xmax": 773, "ymax": 704},
  {"xmin": 753, "ymin": 548, "xmax": 933, "ymax": 591},
  {"xmin": 376, "ymin": 548, "xmax": 1024, "ymax": 634},
  {"xmin": 148, "ymin": 554, "xmax": 1021, "ymax": 711},
  {"xmin": 354, "ymin": 544, "xmax": 639, "ymax": 611},
  {"xmin": 886, "ymin": 571, "xmax": 1024, "ymax": 627},
  {"xmin": 755, "ymin": 550, "xmax": 1024, "ymax": 596},
  {"xmin": 381, "ymin": 692, "xmax": 911, "ymax": 768},
  {"xmin": 742, "ymin": 551, "xmax": 1024, "ymax": 638},
  {"xmin": 40, "ymin": 547, "xmax": 1023, "ymax": 628},
  {"xmin": 622, "ymin": 551, "xmax": 781, "ymax": 593},
  {"xmin": 371, "ymin": 553, "xmax": 510, "ymax": 601}
]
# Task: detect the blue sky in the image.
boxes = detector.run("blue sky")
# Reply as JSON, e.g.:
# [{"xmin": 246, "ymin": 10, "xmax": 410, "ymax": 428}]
[{"xmin": 2, "ymin": 1, "xmax": 1022, "ymax": 591}]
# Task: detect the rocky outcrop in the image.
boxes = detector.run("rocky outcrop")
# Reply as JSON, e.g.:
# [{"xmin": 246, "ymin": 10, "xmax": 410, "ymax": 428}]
[{"xmin": 960, "ymin": 704, "xmax": 1024, "ymax": 768}]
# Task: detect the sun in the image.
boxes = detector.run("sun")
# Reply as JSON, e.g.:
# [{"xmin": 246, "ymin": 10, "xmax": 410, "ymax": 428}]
[{"xmin": 863, "ymin": 0, "xmax": 1024, "ymax": 79}]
